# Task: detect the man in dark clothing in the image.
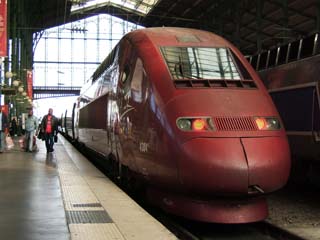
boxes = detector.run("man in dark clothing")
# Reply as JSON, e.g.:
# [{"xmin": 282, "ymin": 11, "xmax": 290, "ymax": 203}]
[
  {"xmin": 0, "ymin": 108, "xmax": 9, "ymax": 153},
  {"xmin": 10, "ymin": 117, "xmax": 17, "ymax": 136},
  {"xmin": 41, "ymin": 108, "xmax": 58, "ymax": 153}
]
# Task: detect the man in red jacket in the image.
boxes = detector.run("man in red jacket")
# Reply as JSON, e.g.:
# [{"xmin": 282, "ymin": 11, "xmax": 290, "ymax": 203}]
[{"xmin": 41, "ymin": 108, "xmax": 58, "ymax": 153}]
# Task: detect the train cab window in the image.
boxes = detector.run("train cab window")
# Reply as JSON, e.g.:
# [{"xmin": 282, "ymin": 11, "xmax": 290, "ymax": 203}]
[
  {"xmin": 161, "ymin": 47, "xmax": 241, "ymax": 80},
  {"xmin": 161, "ymin": 46, "xmax": 257, "ymax": 88}
]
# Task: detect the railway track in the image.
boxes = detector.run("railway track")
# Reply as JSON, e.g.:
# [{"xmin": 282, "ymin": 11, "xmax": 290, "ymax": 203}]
[
  {"xmin": 150, "ymin": 211, "xmax": 308, "ymax": 240},
  {"xmin": 252, "ymin": 221, "xmax": 307, "ymax": 240}
]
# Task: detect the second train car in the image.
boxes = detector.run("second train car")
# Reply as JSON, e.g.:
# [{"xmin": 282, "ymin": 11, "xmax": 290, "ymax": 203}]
[{"xmin": 63, "ymin": 27, "xmax": 291, "ymax": 223}]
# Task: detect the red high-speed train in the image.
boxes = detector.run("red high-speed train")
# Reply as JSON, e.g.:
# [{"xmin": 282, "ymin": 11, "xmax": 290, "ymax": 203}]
[{"xmin": 62, "ymin": 27, "xmax": 291, "ymax": 223}]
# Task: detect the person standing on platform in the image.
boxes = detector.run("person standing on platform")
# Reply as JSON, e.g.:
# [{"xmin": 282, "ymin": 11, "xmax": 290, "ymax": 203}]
[
  {"xmin": 41, "ymin": 108, "xmax": 58, "ymax": 153},
  {"xmin": 10, "ymin": 117, "xmax": 17, "ymax": 136},
  {"xmin": 0, "ymin": 108, "xmax": 9, "ymax": 153},
  {"xmin": 25, "ymin": 109, "xmax": 38, "ymax": 152}
]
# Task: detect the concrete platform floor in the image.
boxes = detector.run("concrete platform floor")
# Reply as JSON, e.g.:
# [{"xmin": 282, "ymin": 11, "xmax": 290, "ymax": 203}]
[
  {"xmin": 0, "ymin": 136, "xmax": 177, "ymax": 240},
  {"xmin": 0, "ymin": 139, "xmax": 69, "ymax": 240}
]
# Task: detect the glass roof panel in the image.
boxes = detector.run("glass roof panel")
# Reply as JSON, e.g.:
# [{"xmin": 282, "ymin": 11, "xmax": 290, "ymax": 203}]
[{"xmin": 71, "ymin": 0, "xmax": 160, "ymax": 16}]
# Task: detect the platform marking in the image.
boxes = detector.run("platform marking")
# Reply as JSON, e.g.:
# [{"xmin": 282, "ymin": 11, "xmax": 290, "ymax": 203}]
[
  {"xmin": 61, "ymin": 185, "xmax": 99, "ymax": 203},
  {"xmin": 73, "ymin": 203, "xmax": 103, "ymax": 208},
  {"xmin": 59, "ymin": 173, "xmax": 86, "ymax": 186},
  {"xmin": 64, "ymin": 201, "xmax": 105, "ymax": 211},
  {"xmin": 69, "ymin": 223, "xmax": 125, "ymax": 240},
  {"xmin": 66, "ymin": 210, "xmax": 113, "ymax": 224}
]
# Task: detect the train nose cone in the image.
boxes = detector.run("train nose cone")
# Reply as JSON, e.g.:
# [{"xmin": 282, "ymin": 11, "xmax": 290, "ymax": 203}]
[
  {"xmin": 177, "ymin": 136, "xmax": 291, "ymax": 195},
  {"xmin": 177, "ymin": 138, "xmax": 249, "ymax": 195},
  {"xmin": 241, "ymin": 137, "xmax": 291, "ymax": 192}
]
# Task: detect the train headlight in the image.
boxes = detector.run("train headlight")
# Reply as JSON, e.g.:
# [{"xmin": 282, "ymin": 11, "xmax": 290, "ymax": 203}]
[
  {"xmin": 177, "ymin": 118, "xmax": 192, "ymax": 131},
  {"xmin": 255, "ymin": 117, "xmax": 281, "ymax": 130},
  {"xmin": 177, "ymin": 117, "xmax": 214, "ymax": 131},
  {"xmin": 192, "ymin": 119, "xmax": 206, "ymax": 131},
  {"xmin": 255, "ymin": 118, "xmax": 267, "ymax": 130}
]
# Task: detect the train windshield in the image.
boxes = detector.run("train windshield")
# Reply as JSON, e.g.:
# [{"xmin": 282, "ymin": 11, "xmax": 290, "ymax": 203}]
[{"xmin": 161, "ymin": 47, "xmax": 246, "ymax": 81}]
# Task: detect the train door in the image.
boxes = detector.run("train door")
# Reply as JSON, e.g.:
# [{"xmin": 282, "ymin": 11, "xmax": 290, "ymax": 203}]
[
  {"xmin": 71, "ymin": 102, "xmax": 76, "ymax": 140},
  {"xmin": 115, "ymin": 40, "xmax": 136, "ymax": 169},
  {"xmin": 64, "ymin": 110, "xmax": 67, "ymax": 134},
  {"xmin": 116, "ymin": 52, "xmax": 151, "ymax": 177},
  {"xmin": 74, "ymin": 97, "xmax": 82, "ymax": 141},
  {"xmin": 127, "ymin": 58, "xmax": 151, "ymax": 177}
]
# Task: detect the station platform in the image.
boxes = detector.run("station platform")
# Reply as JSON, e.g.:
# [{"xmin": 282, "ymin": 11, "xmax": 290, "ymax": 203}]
[
  {"xmin": 3, "ymin": 134, "xmax": 320, "ymax": 240},
  {"xmin": 0, "ymin": 135, "xmax": 177, "ymax": 240}
]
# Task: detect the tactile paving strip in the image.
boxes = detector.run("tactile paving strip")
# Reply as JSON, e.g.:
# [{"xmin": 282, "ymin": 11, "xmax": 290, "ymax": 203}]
[
  {"xmin": 66, "ymin": 210, "xmax": 113, "ymax": 224},
  {"xmin": 61, "ymin": 185, "xmax": 99, "ymax": 203},
  {"xmin": 59, "ymin": 173, "xmax": 87, "ymax": 186},
  {"xmin": 73, "ymin": 203, "xmax": 103, "ymax": 208},
  {"xmin": 69, "ymin": 223, "xmax": 125, "ymax": 240},
  {"xmin": 64, "ymin": 201, "xmax": 105, "ymax": 211}
]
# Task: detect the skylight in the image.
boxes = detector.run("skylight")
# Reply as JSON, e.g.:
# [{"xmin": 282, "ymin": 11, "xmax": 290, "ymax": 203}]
[{"xmin": 71, "ymin": 0, "xmax": 160, "ymax": 16}]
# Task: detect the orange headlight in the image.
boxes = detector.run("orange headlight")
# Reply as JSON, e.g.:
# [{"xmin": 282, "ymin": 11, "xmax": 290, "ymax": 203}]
[
  {"xmin": 255, "ymin": 118, "xmax": 267, "ymax": 130},
  {"xmin": 192, "ymin": 119, "xmax": 206, "ymax": 131},
  {"xmin": 255, "ymin": 117, "xmax": 281, "ymax": 130}
]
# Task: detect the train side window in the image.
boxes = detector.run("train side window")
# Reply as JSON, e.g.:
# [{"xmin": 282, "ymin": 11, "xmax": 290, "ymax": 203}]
[
  {"xmin": 122, "ymin": 65, "xmax": 132, "ymax": 94},
  {"xmin": 121, "ymin": 72, "xmax": 127, "ymax": 83},
  {"xmin": 131, "ymin": 58, "xmax": 145, "ymax": 103},
  {"xmin": 300, "ymin": 35, "xmax": 315, "ymax": 59},
  {"xmin": 121, "ymin": 65, "xmax": 131, "ymax": 84},
  {"xmin": 288, "ymin": 40, "xmax": 299, "ymax": 62}
]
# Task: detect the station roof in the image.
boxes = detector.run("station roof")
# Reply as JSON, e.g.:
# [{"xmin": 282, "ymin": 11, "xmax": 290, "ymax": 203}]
[{"xmin": 19, "ymin": 0, "xmax": 319, "ymax": 55}]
